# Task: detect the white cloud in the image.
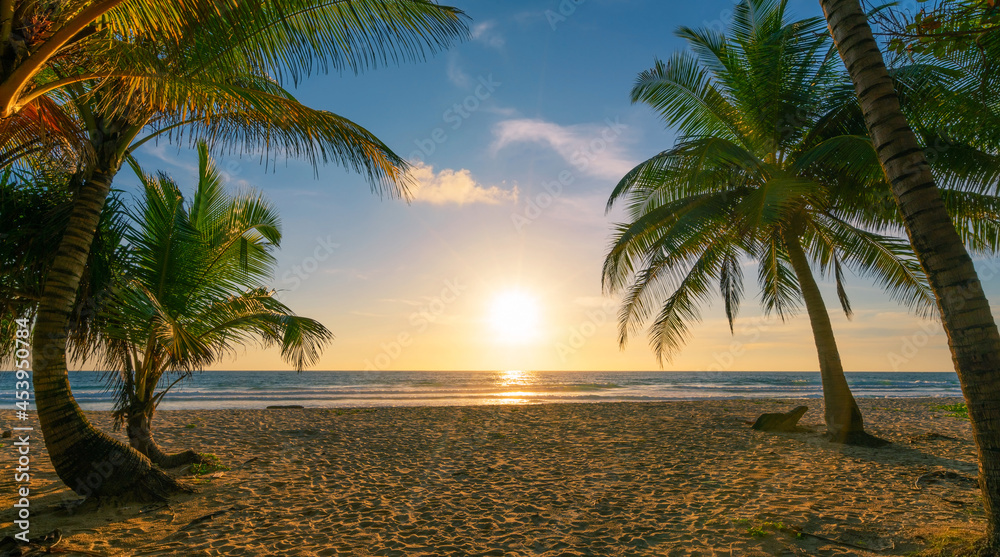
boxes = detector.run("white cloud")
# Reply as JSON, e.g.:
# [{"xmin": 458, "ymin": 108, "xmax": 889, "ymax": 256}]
[
  {"xmin": 408, "ymin": 162, "xmax": 518, "ymax": 206},
  {"xmin": 446, "ymin": 54, "xmax": 471, "ymax": 88},
  {"xmin": 491, "ymin": 118, "xmax": 636, "ymax": 180},
  {"xmin": 472, "ymin": 21, "xmax": 506, "ymax": 49}
]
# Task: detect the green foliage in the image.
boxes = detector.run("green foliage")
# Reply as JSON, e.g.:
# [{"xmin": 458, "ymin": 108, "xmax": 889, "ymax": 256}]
[
  {"xmin": 733, "ymin": 519, "xmax": 787, "ymax": 538},
  {"xmin": 0, "ymin": 177, "xmax": 68, "ymax": 356},
  {"xmin": 0, "ymin": 173, "xmax": 128, "ymax": 365},
  {"xmin": 908, "ymin": 528, "xmax": 983, "ymax": 556},
  {"xmin": 931, "ymin": 402, "xmax": 971, "ymax": 420},
  {"xmin": 876, "ymin": 1, "xmax": 1000, "ymax": 174},
  {"xmin": 189, "ymin": 454, "xmax": 230, "ymax": 476},
  {"xmin": 883, "ymin": 1, "xmax": 1000, "ymax": 59}
]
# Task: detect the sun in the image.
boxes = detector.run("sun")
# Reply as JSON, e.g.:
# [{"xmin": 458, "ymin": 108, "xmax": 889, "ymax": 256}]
[{"xmin": 489, "ymin": 290, "xmax": 541, "ymax": 344}]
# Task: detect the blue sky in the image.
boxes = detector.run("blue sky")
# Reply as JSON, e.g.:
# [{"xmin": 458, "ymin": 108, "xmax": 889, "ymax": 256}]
[{"xmin": 123, "ymin": 0, "xmax": 1000, "ymax": 373}]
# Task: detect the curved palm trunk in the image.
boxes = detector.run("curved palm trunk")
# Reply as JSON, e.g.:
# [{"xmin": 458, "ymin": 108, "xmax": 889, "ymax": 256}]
[
  {"xmin": 820, "ymin": 0, "xmax": 1000, "ymax": 547},
  {"xmin": 782, "ymin": 230, "xmax": 873, "ymax": 444},
  {"xmin": 33, "ymin": 158, "xmax": 182, "ymax": 499},
  {"xmin": 125, "ymin": 402, "xmax": 202, "ymax": 468}
]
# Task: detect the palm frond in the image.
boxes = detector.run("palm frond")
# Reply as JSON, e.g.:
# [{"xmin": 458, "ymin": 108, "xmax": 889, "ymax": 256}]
[
  {"xmin": 631, "ymin": 54, "xmax": 744, "ymax": 142},
  {"xmin": 810, "ymin": 213, "xmax": 935, "ymax": 317},
  {"xmin": 757, "ymin": 232, "xmax": 801, "ymax": 319},
  {"xmin": 645, "ymin": 231, "xmax": 736, "ymax": 364}
]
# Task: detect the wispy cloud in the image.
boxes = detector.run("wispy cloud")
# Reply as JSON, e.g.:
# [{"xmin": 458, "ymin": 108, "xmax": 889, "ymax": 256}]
[
  {"xmin": 137, "ymin": 142, "xmax": 198, "ymax": 175},
  {"xmin": 491, "ymin": 118, "xmax": 636, "ymax": 180},
  {"xmin": 472, "ymin": 21, "xmax": 506, "ymax": 49},
  {"xmin": 446, "ymin": 54, "xmax": 471, "ymax": 88},
  {"xmin": 409, "ymin": 162, "xmax": 518, "ymax": 206}
]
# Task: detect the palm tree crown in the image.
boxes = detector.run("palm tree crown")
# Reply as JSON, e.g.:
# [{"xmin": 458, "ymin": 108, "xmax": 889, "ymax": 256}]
[
  {"xmin": 100, "ymin": 144, "xmax": 333, "ymax": 409},
  {"xmin": 604, "ymin": 0, "xmax": 930, "ymax": 364}
]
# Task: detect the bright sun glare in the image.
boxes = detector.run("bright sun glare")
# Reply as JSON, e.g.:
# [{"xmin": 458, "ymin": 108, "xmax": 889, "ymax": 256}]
[{"xmin": 489, "ymin": 291, "xmax": 541, "ymax": 344}]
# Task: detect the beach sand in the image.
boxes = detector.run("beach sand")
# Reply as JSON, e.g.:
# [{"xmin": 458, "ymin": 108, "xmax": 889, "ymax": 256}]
[{"xmin": 0, "ymin": 398, "xmax": 985, "ymax": 556}]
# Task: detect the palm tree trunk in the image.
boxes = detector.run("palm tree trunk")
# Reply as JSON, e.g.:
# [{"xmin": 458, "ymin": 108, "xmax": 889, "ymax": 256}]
[
  {"xmin": 125, "ymin": 401, "xmax": 203, "ymax": 468},
  {"xmin": 782, "ymin": 229, "xmax": 871, "ymax": 444},
  {"xmin": 32, "ymin": 164, "xmax": 182, "ymax": 499},
  {"xmin": 820, "ymin": 0, "xmax": 1000, "ymax": 548}
]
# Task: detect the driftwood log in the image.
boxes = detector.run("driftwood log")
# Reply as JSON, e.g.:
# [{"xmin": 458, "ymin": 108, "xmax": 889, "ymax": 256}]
[{"xmin": 751, "ymin": 406, "xmax": 809, "ymax": 432}]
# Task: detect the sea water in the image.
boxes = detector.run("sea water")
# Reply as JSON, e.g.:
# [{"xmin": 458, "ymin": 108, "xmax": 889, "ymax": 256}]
[{"xmin": 0, "ymin": 370, "xmax": 963, "ymax": 411}]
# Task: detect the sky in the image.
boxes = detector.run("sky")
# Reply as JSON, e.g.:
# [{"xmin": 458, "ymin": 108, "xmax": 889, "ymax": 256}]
[{"xmin": 122, "ymin": 0, "xmax": 1000, "ymax": 373}]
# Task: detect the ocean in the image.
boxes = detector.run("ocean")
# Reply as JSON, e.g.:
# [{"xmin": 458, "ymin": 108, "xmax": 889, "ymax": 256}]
[{"xmin": 0, "ymin": 370, "xmax": 963, "ymax": 411}]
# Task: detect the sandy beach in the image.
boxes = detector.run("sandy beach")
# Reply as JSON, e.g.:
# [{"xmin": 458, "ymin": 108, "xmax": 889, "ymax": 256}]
[{"xmin": 0, "ymin": 398, "xmax": 985, "ymax": 556}]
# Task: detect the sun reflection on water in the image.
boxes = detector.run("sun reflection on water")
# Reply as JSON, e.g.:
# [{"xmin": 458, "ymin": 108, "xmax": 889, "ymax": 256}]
[{"xmin": 498, "ymin": 369, "xmax": 534, "ymax": 387}]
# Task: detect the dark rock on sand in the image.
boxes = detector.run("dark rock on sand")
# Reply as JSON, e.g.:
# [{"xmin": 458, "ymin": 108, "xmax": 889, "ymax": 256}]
[{"xmin": 751, "ymin": 406, "xmax": 809, "ymax": 432}]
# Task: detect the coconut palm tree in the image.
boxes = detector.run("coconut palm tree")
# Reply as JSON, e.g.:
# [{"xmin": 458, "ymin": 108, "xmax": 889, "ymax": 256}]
[
  {"xmin": 89, "ymin": 145, "xmax": 332, "ymax": 468},
  {"xmin": 27, "ymin": 0, "xmax": 468, "ymax": 498},
  {"xmin": 820, "ymin": 0, "xmax": 1000, "ymax": 549},
  {"xmin": 603, "ymin": 0, "xmax": 938, "ymax": 444}
]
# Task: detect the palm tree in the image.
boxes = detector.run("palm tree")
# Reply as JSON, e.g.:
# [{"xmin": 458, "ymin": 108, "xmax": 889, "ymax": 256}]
[
  {"xmin": 603, "ymin": 0, "xmax": 937, "ymax": 444},
  {"xmin": 27, "ymin": 0, "xmax": 468, "ymax": 498},
  {"xmin": 819, "ymin": 0, "xmax": 1000, "ymax": 549},
  {"xmin": 89, "ymin": 145, "xmax": 332, "ymax": 468}
]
